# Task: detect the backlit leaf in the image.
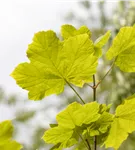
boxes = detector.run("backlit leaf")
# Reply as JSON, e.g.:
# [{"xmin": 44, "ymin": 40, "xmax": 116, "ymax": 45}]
[
  {"xmin": 104, "ymin": 96, "xmax": 135, "ymax": 150},
  {"xmin": 11, "ymin": 30, "xmax": 97, "ymax": 100},
  {"xmin": 76, "ymin": 102, "xmax": 100, "ymax": 125},
  {"xmin": 106, "ymin": 26, "xmax": 135, "ymax": 72},
  {"xmin": 94, "ymin": 31, "xmax": 111, "ymax": 57},
  {"xmin": 56, "ymin": 102, "xmax": 82, "ymax": 129},
  {"xmin": 44, "ymin": 101, "xmax": 101, "ymax": 149},
  {"xmin": 75, "ymin": 141, "xmax": 88, "ymax": 150},
  {"xmin": 0, "ymin": 140, "xmax": 22, "ymax": 150},
  {"xmin": 43, "ymin": 126, "xmax": 77, "ymax": 149},
  {"xmin": 0, "ymin": 120, "xmax": 22, "ymax": 150},
  {"xmin": 43, "ymin": 126, "xmax": 73, "ymax": 145},
  {"xmin": 57, "ymin": 102, "xmax": 100, "ymax": 129},
  {"xmin": 88, "ymin": 112, "xmax": 113, "ymax": 136},
  {"xmin": 0, "ymin": 120, "xmax": 13, "ymax": 143},
  {"xmin": 61, "ymin": 24, "xmax": 91, "ymax": 39},
  {"xmin": 99, "ymin": 103, "xmax": 112, "ymax": 114}
]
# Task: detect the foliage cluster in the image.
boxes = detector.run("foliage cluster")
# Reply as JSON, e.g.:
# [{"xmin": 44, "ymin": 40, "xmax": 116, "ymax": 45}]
[{"xmin": 2, "ymin": 24, "xmax": 135, "ymax": 150}]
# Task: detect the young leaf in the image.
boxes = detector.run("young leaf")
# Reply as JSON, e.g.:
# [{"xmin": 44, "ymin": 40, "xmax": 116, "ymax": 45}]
[
  {"xmin": 75, "ymin": 141, "xmax": 88, "ymax": 150},
  {"xmin": 0, "ymin": 120, "xmax": 22, "ymax": 150},
  {"xmin": 42, "ymin": 126, "xmax": 73, "ymax": 145},
  {"xmin": 94, "ymin": 31, "xmax": 111, "ymax": 57},
  {"xmin": 43, "ymin": 126, "xmax": 78, "ymax": 150},
  {"xmin": 96, "ymin": 131, "xmax": 110, "ymax": 145},
  {"xmin": 57, "ymin": 102, "xmax": 100, "ymax": 129},
  {"xmin": 106, "ymin": 26, "xmax": 135, "ymax": 72},
  {"xmin": 56, "ymin": 102, "xmax": 82, "ymax": 129},
  {"xmin": 0, "ymin": 140, "xmax": 22, "ymax": 150},
  {"xmin": 60, "ymin": 131, "xmax": 78, "ymax": 149},
  {"xmin": 61, "ymin": 24, "xmax": 91, "ymax": 39},
  {"xmin": 88, "ymin": 112, "xmax": 113, "ymax": 136},
  {"xmin": 104, "ymin": 96, "xmax": 135, "ymax": 150},
  {"xmin": 43, "ymin": 101, "xmax": 101, "ymax": 149},
  {"xmin": 76, "ymin": 102, "xmax": 100, "ymax": 125},
  {"xmin": 11, "ymin": 31, "xmax": 97, "ymax": 100},
  {"xmin": 99, "ymin": 103, "xmax": 112, "ymax": 114}
]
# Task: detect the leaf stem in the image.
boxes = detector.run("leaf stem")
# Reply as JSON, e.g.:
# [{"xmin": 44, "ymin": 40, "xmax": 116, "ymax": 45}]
[
  {"xmin": 65, "ymin": 80, "xmax": 85, "ymax": 104},
  {"xmin": 78, "ymin": 132, "xmax": 90, "ymax": 150},
  {"xmin": 93, "ymin": 75, "xmax": 96, "ymax": 101},
  {"xmin": 74, "ymin": 128, "xmax": 90, "ymax": 150},
  {"xmin": 65, "ymin": 80, "xmax": 92, "ymax": 149},
  {"xmin": 92, "ymin": 75, "xmax": 97, "ymax": 150},
  {"xmin": 86, "ymin": 83, "xmax": 93, "ymax": 89},
  {"xmin": 91, "ymin": 58, "xmax": 117, "ymax": 150},
  {"xmin": 94, "ymin": 136, "xmax": 97, "ymax": 150},
  {"xmin": 94, "ymin": 57, "xmax": 117, "ymax": 88},
  {"xmin": 86, "ymin": 139, "xmax": 91, "ymax": 150}
]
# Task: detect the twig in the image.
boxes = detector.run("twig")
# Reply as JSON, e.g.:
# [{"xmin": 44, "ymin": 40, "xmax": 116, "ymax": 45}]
[
  {"xmin": 65, "ymin": 79, "xmax": 85, "ymax": 104},
  {"xmin": 94, "ymin": 57, "xmax": 117, "ymax": 89},
  {"xmin": 93, "ymin": 75, "xmax": 97, "ymax": 150},
  {"xmin": 86, "ymin": 139, "xmax": 91, "ymax": 150}
]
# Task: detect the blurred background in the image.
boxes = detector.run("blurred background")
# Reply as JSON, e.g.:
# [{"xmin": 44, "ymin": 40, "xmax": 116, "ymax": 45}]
[{"xmin": 0, "ymin": 0, "xmax": 135, "ymax": 150}]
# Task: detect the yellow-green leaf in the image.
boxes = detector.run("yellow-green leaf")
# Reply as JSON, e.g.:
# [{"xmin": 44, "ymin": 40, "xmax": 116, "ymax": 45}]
[
  {"xmin": 0, "ymin": 120, "xmax": 13, "ymax": 143},
  {"xmin": 99, "ymin": 103, "xmax": 112, "ymax": 114},
  {"xmin": 43, "ymin": 101, "xmax": 103, "ymax": 149},
  {"xmin": 104, "ymin": 96, "xmax": 135, "ymax": 150},
  {"xmin": 43, "ymin": 102, "xmax": 102, "ymax": 149},
  {"xmin": 106, "ymin": 26, "xmax": 135, "ymax": 72},
  {"xmin": 115, "ymin": 46, "xmax": 135, "ymax": 72},
  {"xmin": 0, "ymin": 120, "xmax": 22, "ymax": 150},
  {"xmin": 42, "ymin": 126, "xmax": 73, "ymax": 145},
  {"xmin": 88, "ymin": 112, "xmax": 113, "ymax": 136},
  {"xmin": 49, "ymin": 132, "xmax": 78, "ymax": 150},
  {"xmin": 57, "ymin": 102, "xmax": 100, "ymax": 129},
  {"xmin": 93, "ymin": 47, "xmax": 102, "ymax": 58},
  {"xmin": 11, "ymin": 30, "xmax": 97, "ymax": 100},
  {"xmin": 61, "ymin": 24, "xmax": 91, "ymax": 39},
  {"xmin": 104, "ymin": 117, "xmax": 135, "ymax": 150},
  {"xmin": 94, "ymin": 31, "xmax": 111, "ymax": 57},
  {"xmin": 56, "ymin": 102, "xmax": 82, "ymax": 129},
  {"xmin": 0, "ymin": 140, "xmax": 22, "ymax": 150},
  {"xmin": 76, "ymin": 102, "xmax": 100, "ymax": 125},
  {"xmin": 115, "ymin": 99, "xmax": 135, "ymax": 120}
]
